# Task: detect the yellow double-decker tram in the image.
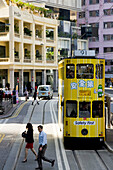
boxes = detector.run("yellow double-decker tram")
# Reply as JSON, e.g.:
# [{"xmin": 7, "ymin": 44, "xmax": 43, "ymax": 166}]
[{"xmin": 58, "ymin": 54, "xmax": 105, "ymax": 148}]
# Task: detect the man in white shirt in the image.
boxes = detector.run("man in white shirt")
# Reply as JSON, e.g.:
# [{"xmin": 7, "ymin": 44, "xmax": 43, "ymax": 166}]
[{"xmin": 36, "ymin": 125, "xmax": 55, "ymax": 170}]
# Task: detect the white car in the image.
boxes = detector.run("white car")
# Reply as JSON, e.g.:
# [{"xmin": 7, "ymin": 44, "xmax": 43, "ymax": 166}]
[{"xmin": 37, "ymin": 85, "xmax": 53, "ymax": 99}]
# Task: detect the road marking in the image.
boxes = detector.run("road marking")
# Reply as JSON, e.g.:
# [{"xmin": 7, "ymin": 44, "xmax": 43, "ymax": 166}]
[
  {"xmin": 51, "ymin": 101, "xmax": 70, "ymax": 170},
  {"xmin": 50, "ymin": 102, "xmax": 63, "ymax": 170},
  {"xmin": 0, "ymin": 134, "xmax": 5, "ymax": 143},
  {"xmin": 10, "ymin": 102, "xmax": 27, "ymax": 118}
]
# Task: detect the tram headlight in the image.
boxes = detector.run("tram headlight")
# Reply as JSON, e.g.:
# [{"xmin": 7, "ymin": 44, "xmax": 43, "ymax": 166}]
[
  {"xmin": 100, "ymin": 138, "xmax": 103, "ymax": 142},
  {"xmin": 81, "ymin": 129, "xmax": 88, "ymax": 136}
]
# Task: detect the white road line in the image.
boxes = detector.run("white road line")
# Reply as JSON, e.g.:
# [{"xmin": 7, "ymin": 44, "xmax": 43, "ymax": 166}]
[
  {"xmin": 51, "ymin": 101, "xmax": 70, "ymax": 170},
  {"xmin": 50, "ymin": 103, "xmax": 63, "ymax": 170}
]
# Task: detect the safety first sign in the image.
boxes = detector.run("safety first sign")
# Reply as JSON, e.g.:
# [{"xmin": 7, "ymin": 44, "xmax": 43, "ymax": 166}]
[{"xmin": 74, "ymin": 121, "xmax": 95, "ymax": 125}]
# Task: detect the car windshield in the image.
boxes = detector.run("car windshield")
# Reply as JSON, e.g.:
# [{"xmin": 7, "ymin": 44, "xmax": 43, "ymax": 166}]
[{"xmin": 39, "ymin": 87, "xmax": 49, "ymax": 91}]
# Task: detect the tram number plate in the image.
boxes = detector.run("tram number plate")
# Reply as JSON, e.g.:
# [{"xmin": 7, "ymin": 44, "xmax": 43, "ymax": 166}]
[{"xmin": 79, "ymin": 90, "xmax": 91, "ymax": 96}]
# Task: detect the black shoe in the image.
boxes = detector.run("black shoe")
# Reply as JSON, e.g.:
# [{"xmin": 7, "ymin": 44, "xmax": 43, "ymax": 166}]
[
  {"xmin": 22, "ymin": 159, "xmax": 27, "ymax": 163},
  {"xmin": 35, "ymin": 167, "xmax": 42, "ymax": 170},
  {"xmin": 51, "ymin": 160, "xmax": 55, "ymax": 167}
]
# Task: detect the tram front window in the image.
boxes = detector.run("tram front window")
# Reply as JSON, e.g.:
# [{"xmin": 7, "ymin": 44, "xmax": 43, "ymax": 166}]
[
  {"xmin": 66, "ymin": 64, "xmax": 75, "ymax": 78},
  {"xmin": 66, "ymin": 100, "xmax": 77, "ymax": 118},
  {"xmin": 96, "ymin": 64, "xmax": 103, "ymax": 79},
  {"xmin": 92, "ymin": 101, "xmax": 103, "ymax": 118},
  {"xmin": 77, "ymin": 64, "xmax": 94, "ymax": 79},
  {"xmin": 79, "ymin": 102, "xmax": 91, "ymax": 118}
]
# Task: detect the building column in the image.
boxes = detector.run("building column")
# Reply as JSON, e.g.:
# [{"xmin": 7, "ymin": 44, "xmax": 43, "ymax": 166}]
[
  {"xmin": 31, "ymin": 69, "xmax": 35, "ymax": 92},
  {"xmin": 10, "ymin": 69, "xmax": 14, "ymax": 91},
  {"xmin": 42, "ymin": 70, "xmax": 46, "ymax": 85},
  {"xmin": 9, "ymin": 6, "xmax": 14, "ymax": 62},
  {"xmin": 53, "ymin": 70, "xmax": 58, "ymax": 92},
  {"xmin": 19, "ymin": 69, "xmax": 23, "ymax": 96}
]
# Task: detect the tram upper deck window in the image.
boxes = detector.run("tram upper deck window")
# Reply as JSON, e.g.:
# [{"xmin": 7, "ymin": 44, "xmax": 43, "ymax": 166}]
[
  {"xmin": 66, "ymin": 100, "xmax": 77, "ymax": 118},
  {"xmin": 96, "ymin": 64, "xmax": 103, "ymax": 79},
  {"xmin": 79, "ymin": 102, "xmax": 91, "ymax": 118},
  {"xmin": 92, "ymin": 101, "xmax": 103, "ymax": 118},
  {"xmin": 77, "ymin": 64, "xmax": 94, "ymax": 79},
  {"xmin": 66, "ymin": 64, "xmax": 75, "ymax": 78}
]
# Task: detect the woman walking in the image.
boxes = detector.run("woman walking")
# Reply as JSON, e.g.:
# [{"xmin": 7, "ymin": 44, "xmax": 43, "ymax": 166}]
[{"xmin": 22, "ymin": 123, "xmax": 37, "ymax": 162}]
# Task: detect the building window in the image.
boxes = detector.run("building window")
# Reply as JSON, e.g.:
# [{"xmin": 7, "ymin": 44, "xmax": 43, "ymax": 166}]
[
  {"xmin": 79, "ymin": 12, "xmax": 85, "ymax": 18},
  {"xmin": 103, "ymin": 34, "xmax": 113, "ymax": 41},
  {"xmin": 104, "ymin": 47, "xmax": 113, "ymax": 53},
  {"xmin": 104, "ymin": 9, "xmax": 113, "ymax": 16},
  {"xmin": 90, "ymin": 23, "xmax": 99, "ymax": 28},
  {"xmin": 89, "ymin": 0, "xmax": 99, "ymax": 5},
  {"xmin": 104, "ymin": 0, "xmax": 113, "ymax": 3},
  {"xmin": 104, "ymin": 22, "xmax": 113, "ymax": 29},
  {"xmin": 89, "ymin": 48, "xmax": 99, "ymax": 54},
  {"xmin": 0, "ymin": 46, "xmax": 6, "ymax": 58},
  {"xmin": 89, "ymin": 10, "xmax": 99, "ymax": 17},
  {"xmin": 82, "ymin": 0, "xmax": 85, "ymax": 6}
]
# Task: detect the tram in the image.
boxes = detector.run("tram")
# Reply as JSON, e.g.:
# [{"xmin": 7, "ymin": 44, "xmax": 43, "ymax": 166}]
[{"xmin": 58, "ymin": 55, "xmax": 105, "ymax": 148}]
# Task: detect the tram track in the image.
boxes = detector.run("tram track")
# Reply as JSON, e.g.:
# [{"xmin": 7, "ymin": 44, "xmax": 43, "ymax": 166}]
[{"xmin": 72, "ymin": 147, "xmax": 113, "ymax": 170}]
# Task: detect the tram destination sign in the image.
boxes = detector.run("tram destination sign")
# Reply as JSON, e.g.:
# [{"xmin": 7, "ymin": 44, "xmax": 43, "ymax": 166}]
[{"xmin": 74, "ymin": 50, "xmax": 95, "ymax": 57}]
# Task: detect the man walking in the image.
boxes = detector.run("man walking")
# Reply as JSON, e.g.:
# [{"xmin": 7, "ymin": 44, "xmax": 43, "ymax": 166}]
[{"xmin": 36, "ymin": 125, "xmax": 55, "ymax": 170}]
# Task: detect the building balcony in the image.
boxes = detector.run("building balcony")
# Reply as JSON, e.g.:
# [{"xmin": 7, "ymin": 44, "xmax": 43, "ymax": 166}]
[
  {"xmin": 46, "ymin": 56, "xmax": 54, "ymax": 63},
  {"xmin": 14, "ymin": 51, "xmax": 20, "ymax": 62},
  {"xmin": 89, "ymin": 37, "xmax": 99, "ymax": 42},
  {"xmin": 24, "ymin": 34, "xmax": 32, "ymax": 39},
  {"xmin": 24, "ymin": 57, "xmax": 31, "ymax": 63},
  {"xmin": 14, "ymin": 32, "xmax": 20, "ymax": 38},
  {"xmin": 46, "ymin": 37, "xmax": 54, "ymax": 43},
  {"xmin": 35, "ymin": 57, "xmax": 43, "ymax": 63},
  {"xmin": 0, "ymin": 57, "xmax": 9, "ymax": 62}
]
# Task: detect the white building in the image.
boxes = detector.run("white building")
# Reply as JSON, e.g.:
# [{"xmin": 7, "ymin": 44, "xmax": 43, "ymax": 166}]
[{"xmin": 0, "ymin": 0, "xmax": 58, "ymax": 95}]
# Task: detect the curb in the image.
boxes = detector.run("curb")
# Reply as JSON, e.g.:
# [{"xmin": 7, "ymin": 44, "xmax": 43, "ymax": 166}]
[{"xmin": 0, "ymin": 101, "xmax": 25, "ymax": 119}]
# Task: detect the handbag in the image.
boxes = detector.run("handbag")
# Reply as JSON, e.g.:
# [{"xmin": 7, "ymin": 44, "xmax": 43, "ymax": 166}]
[{"xmin": 22, "ymin": 131, "xmax": 27, "ymax": 138}]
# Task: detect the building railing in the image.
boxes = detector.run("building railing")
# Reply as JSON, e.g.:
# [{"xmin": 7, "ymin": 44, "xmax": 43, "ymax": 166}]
[
  {"xmin": 14, "ymin": 58, "xmax": 20, "ymax": 62},
  {"xmin": 89, "ymin": 37, "xmax": 99, "ymax": 42},
  {"xmin": 46, "ymin": 38, "xmax": 54, "ymax": 43},
  {"xmin": 0, "ymin": 57, "xmax": 9, "ymax": 62},
  {"xmin": 46, "ymin": 59, "xmax": 54, "ymax": 63},
  {"xmin": 14, "ymin": 33, "xmax": 20, "ymax": 38},
  {"xmin": 24, "ymin": 58, "xmax": 31, "ymax": 63},
  {"xmin": 35, "ymin": 59, "xmax": 43, "ymax": 63},
  {"xmin": 24, "ymin": 34, "xmax": 32, "ymax": 39}
]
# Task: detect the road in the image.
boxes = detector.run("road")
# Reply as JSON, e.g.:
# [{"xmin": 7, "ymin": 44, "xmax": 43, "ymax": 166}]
[{"xmin": 1, "ymin": 94, "xmax": 113, "ymax": 170}]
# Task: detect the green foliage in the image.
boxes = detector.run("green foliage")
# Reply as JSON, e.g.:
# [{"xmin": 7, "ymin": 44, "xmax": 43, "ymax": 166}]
[
  {"xmin": 46, "ymin": 29, "xmax": 54, "ymax": 39},
  {"xmin": 14, "ymin": 23, "xmax": 19, "ymax": 33},
  {"xmin": 24, "ymin": 27, "xmax": 32, "ymax": 36},
  {"xmin": 16, "ymin": 1, "xmax": 25, "ymax": 8},
  {"xmin": 36, "ymin": 30, "xmax": 42, "ymax": 38},
  {"xmin": 46, "ymin": 51, "xmax": 54, "ymax": 60},
  {"xmin": 72, "ymin": 33, "xmax": 78, "ymax": 39},
  {"xmin": 58, "ymin": 32, "xmax": 71, "ymax": 38}
]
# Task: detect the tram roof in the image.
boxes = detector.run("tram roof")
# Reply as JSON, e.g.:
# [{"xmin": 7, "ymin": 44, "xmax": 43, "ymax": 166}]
[{"xmin": 58, "ymin": 56, "xmax": 106, "ymax": 61}]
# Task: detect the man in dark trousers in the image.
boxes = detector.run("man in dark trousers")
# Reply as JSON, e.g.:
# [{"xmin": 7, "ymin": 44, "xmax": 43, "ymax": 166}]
[
  {"xmin": 36, "ymin": 125, "xmax": 55, "ymax": 170},
  {"xmin": 32, "ymin": 90, "xmax": 39, "ymax": 105}
]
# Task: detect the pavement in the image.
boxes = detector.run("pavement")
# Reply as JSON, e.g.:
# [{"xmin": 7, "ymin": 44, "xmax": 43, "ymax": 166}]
[{"xmin": 1, "ymin": 92, "xmax": 113, "ymax": 170}]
